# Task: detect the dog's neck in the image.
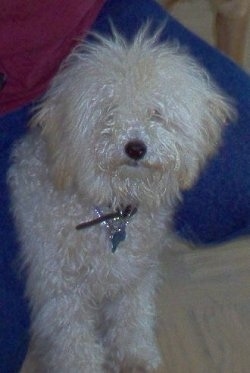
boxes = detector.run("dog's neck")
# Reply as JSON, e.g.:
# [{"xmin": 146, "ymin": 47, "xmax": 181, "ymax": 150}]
[{"xmin": 76, "ymin": 205, "xmax": 138, "ymax": 253}]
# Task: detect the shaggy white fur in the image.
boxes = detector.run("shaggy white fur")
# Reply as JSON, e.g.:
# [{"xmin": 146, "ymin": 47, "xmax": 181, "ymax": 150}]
[{"xmin": 8, "ymin": 27, "xmax": 234, "ymax": 372}]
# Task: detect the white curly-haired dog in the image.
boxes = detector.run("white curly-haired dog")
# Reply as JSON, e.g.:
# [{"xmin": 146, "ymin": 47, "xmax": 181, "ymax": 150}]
[{"xmin": 8, "ymin": 27, "xmax": 234, "ymax": 373}]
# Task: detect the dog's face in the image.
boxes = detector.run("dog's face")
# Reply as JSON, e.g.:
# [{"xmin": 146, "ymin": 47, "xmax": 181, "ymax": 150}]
[{"xmin": 34, "ymin": 29, "xmax": 234, "ymax": 209}]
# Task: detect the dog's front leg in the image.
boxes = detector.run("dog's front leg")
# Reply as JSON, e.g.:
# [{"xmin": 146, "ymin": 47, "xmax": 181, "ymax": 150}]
[
  {"xmin": 29, "ymin": 294, "xmax": 105, "ymax": 373},
  {"xmin": 102, "ymin": 273, "xmax": 162, "ymax": 373}
]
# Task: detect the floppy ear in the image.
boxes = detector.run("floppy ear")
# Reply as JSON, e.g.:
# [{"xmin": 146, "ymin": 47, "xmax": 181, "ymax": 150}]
[
  {"xmin": 179, "ymin": 91, "xmax": 236, "ymax": 191},
  {"xmin": 204, "ymin": 94, "xmax": 236, "ymax": 155},
  {"xmin": 31, "ymin": 99, "xmax": 76, "ymax": 190}
]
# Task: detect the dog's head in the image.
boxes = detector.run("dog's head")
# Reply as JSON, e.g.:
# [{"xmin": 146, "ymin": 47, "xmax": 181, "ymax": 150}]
[{"xmin": 33, "ymin": 27, "xmax": 235, "ymax": 210}]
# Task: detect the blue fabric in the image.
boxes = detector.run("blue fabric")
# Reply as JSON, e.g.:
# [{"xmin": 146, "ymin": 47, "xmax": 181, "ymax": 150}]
[
  {"xmin": 1, "ymin": 0, "xmax": 249, "ymax": 371},
  {"xmin": 0, "ymin": 107, "xmax": 30, "ymax": 373}
]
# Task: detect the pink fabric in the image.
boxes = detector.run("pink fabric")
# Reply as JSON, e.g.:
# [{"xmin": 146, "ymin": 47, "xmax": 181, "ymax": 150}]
[{"xmin": 0, "ymin": 0, "xmax": 105, "ymax": 114}]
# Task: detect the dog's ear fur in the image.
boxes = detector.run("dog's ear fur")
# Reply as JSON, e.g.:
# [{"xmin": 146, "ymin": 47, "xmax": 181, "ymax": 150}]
[
  {"xmin": 145, "ymin": 34, "xmax": 237, "ymax": 192},
  {"xmin": 178, "ymin": 92, "xmax": 236, "ymax": 191},
  {"xmin": 31, "ymin": 102, "xmax": 75, "ymax": 190}
]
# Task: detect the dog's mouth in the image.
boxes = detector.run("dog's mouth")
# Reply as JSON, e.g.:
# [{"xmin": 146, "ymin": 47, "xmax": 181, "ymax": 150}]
[
  {"xmin": 117, "ymin": 162, "xmax": 150, "ymax": 180},
  {"xmin": 124, "ymin": 159, "xmax": 140, "ymax": 168},
  {"xmin": 118, "ymin": 159, "xmax": 164, "ymax": 173}
]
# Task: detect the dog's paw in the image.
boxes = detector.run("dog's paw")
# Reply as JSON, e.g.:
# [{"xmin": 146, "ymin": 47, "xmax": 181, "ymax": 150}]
[
  {"xmin": 104, "ymin": 361, "xmax": 156, "ymax": 373},
  {"xmin": 104, "ymin": 346, "xmax": 161, "ymax": 373},
  {"xmin": 120, "ymin": 364, "xmax": 155, "ymax": 373},
  {"xmin": 124, "ymin": 340, "xmax": 162, "ymax": 372},
  {"xmin": 119, "ymin": 358, "xmax": 162, "ymax": 373},
  {"xmin": 110, "ymin": 336, "xmax": 162, "ymax": 372}
]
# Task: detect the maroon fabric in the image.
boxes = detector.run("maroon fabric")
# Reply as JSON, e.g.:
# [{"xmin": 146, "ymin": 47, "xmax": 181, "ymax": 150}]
[{"xmin": 0, "ymin": 0, "xmax": 105, "ymax": 114}]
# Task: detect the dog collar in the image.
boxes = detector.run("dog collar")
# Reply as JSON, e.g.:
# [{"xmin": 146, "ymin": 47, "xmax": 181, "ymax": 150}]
[{"xmin": 76, "ymin": 205, "xmax": 137, "ymax": 253}]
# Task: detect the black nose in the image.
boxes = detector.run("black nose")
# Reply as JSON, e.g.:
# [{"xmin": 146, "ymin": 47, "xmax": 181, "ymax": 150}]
[{"xmin": 124, "ymin": 140, "xmax": 147, "ymax": 160}]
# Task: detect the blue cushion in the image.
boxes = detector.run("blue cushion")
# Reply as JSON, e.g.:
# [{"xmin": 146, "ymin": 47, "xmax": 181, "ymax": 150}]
[
  {"xmin": 1, "ymin": 0, "xmax": 249, "ymax": 371},
  {"xmin": 0, "ymin": 106, "xmax": 30, "ymax": 373}
]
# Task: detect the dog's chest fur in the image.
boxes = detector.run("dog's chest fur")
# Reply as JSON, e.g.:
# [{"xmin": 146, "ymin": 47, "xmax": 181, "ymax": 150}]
[{"xmin": 9, "ymin": 132, "xmax": 170, "ymax": 303}]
